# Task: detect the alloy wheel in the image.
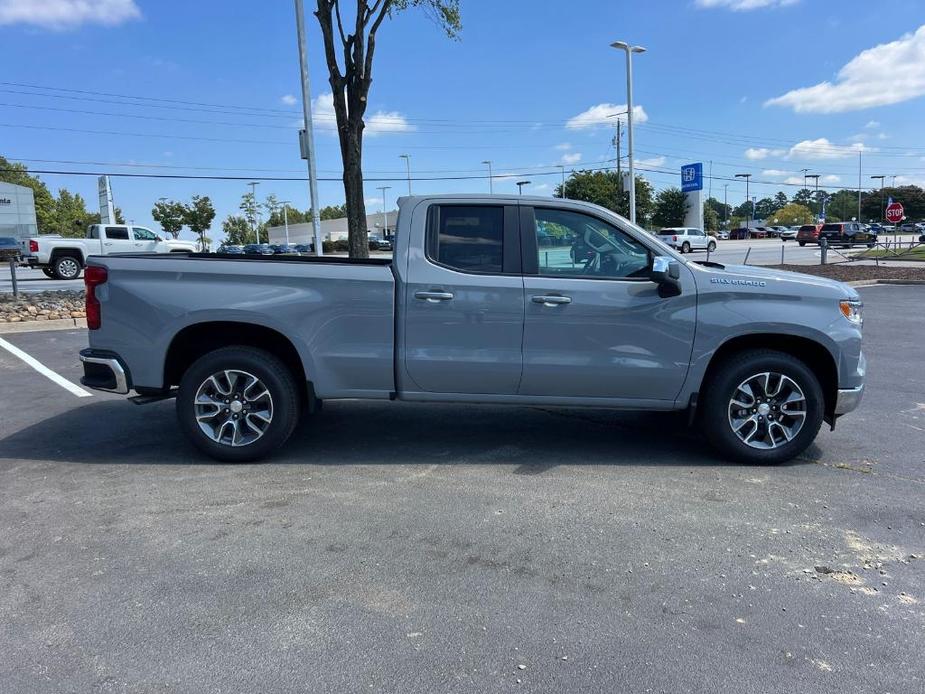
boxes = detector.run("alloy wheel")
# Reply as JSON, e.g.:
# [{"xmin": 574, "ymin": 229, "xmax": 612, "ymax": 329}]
[
  {"xmin": 727, "ymin": 371, "xmax": 806, "ymax": 450},
  {"xmin": 194, "ymin": 369, "xmax": 274, "ymax": 447}
]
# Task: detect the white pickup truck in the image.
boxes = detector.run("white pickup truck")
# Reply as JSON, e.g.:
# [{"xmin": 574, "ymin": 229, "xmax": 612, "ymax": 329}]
[{"xmin": 21, "ymin": 224, "xmax": 197, "ymax": 279}]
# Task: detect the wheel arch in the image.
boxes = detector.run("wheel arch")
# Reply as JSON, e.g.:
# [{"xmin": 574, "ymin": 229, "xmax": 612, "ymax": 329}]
[
  {"xmin": 49, "ymin": 248, "xmax": 85, "ymax": 265},
  {"xmin": 701, "ymin": 333, "xmax": 838, "ymax": 417}
]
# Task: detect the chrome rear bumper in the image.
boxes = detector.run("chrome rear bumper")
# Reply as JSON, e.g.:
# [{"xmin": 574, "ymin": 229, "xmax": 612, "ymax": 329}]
[{"xmin": 79, "ymin": 350, "xmax": 129, "ymax": 394}]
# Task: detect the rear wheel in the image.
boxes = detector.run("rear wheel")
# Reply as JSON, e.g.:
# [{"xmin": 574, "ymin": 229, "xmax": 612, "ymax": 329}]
[
  {"xmin": 176, "ymin": 346, "xmax": 301, "ymax": 462},
  {"xmin": 798, "ymin": 241, "xmax": 806, "ymax": 247},
  {"xmin": 42, "ymin": 268, "xmax": 56, "ymax": 278},
  {"xmin": 681, "ymin": 242, "xmax": 691, "ymax": 253},
  {"xmin": 707, "ymin": 241, "xmax": 716, "ymax": 253},
  {"xmin": 52, "ymin": 255, "xmax": 82, "ymax": 280},
  {"xmin": 701, "ymin": 349, "xmax": 824, "ymax": 464}
]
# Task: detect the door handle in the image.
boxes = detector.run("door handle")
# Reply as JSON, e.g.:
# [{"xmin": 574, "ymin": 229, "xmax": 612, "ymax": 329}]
[
  {"xmin": 532, "ymin": 295, "xmax": 572, "ymax": 306},
  {"xmin": 104, "ymin": 242, "xmax": 113, "ymax": 246},
  {"xmin": 415, "ymin": 290, "xmax": 455, "ymax": 303}
]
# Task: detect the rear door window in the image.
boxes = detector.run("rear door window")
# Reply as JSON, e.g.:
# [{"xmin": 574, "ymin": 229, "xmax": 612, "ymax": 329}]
[
  {"xmin": 426, "ymin": 205, "xmax": 504, "ymax": 273},
  {"xmin": 105, "ymin": 226, "xmax": 130, "ymax": 240}
]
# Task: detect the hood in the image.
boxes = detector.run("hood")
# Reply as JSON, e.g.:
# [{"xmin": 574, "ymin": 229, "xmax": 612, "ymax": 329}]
[{"xmin": 692, "ymin": 262, "xmax": 858, "ymax": 300}]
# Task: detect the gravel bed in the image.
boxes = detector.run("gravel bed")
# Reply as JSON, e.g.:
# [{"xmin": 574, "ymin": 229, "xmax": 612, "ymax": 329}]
[{"xmin": 0, "ymin": 290, "xmax": 86, "ymax": 323}]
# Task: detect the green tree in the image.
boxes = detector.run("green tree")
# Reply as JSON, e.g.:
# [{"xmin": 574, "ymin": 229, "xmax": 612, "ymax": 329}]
[
  {"xmin": 152, "ymin": 199, "xmax": 186, "ymax": 238},
  {"xmin": 54, "ymin": 189, "xmax": 93, "ymax": 238},
  {"xmin": 703, "ymin": 201, "xmax": 720, "ymax": 231},
  {"xmin": 0, "ymin": 155, "xmax": 58, "ymax": 232},
  {"xmin": 754, "ymin": 197, "xmax": 776, "ymax": 220},
  {"xmin": 314, "ymin": 0, "xmax": 461, "ymax": 258},
  {"xmin": 861, "ymin": 185, "xmax": 925, "ymax": 222},
  {"xmin": 705, "ymin": 196, "xmax": 731, "ymax": 226},
  {"xmin": 792, "ymin": 188, "xmax": 813, "ymax": 207},
  {"xmin": 183, "ymin": 195, "xmax": 216, "ymax": 251},
  {"xmin": 320, "ymin": 203, "xmax": 347, "ymax": 220},
  {"xmin": 651, "ymin": 187, "xmax": 688, "ymax": 228},
  {"xmin": 238, "ymin": 191, "xmax": 265, "ymax": 242},
  {"xmin": 556, "ymin": 170, "xmax": 654, "ymax": 225},
  {"xmin": 773, "ymin": 191, "xmax": 789, "ymax": 211},
  {"xmin": 222, "ymin": 215, "xmax": 252, "ymax": 246},
  {"xmin": 766, "ymin": 203, "xmax": 813, "ymax": 226}
]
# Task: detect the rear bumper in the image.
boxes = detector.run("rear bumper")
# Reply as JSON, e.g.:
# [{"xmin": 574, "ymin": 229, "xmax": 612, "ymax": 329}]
[{"xmin": 79, "ymin": 349, "xmax": 130, "ymax": 394}]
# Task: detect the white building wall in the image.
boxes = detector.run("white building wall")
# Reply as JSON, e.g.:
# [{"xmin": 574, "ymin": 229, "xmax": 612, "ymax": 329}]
[
  {"xmin": 267, "ymin": 210, "xmax": 398, "ymax": 245},
  {"xmin": 0, "ymin": 182, "xmax": 38, "ymax": 238}
]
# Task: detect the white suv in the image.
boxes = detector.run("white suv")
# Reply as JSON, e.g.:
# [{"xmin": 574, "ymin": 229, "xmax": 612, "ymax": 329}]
[{"xmin": 657, "ymin": 227, "xmax": 716, "ymax": 254}]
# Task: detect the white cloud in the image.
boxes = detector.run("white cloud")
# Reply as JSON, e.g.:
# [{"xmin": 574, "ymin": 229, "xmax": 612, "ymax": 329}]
[
  {"xmin": 787, "ymin": 138, "xmax": 873, "ymax": 160},
  {"xmin": 531, "ymin": 183, "xmax": 552, "ymax": 195},
  {"xmin": 695, "ymin": 0, "xmax": 799, "ymax": 10},
  {"xmin": 280, "ymin": 94, "xmax": 298, "ymax": 106},
  {"xmin": 565, "ymin": 103, "xmax": 648, "ymax": 130},
  {"xmin": 0, "ymin": 0, "xmax": 141, "ymax": 29},
  {"xmin": 364, "ymin": 197, "xmax": 382, "ymax": 206},
  {"xmin": 560, "ymin": 152, "xmax": 582, "ymax": 165},
  {"xmin": 745, "ymin": 147, "xmax": 786, "ymax": 160},
  {"xmin": 823, "ymin": 175, "xmax": 841, "ymax": 184},
  {"xmin": 312, "ymin": 92, "xmax": 413, "ymax": 136},
  {"xmin": 762, "ymin": 169, "xmax": 792, "ymax": 176},
  {"xmin": 766, "ymin": 25, "xmax": 925, "ymax": 113},
  {"xmin": 865, "ymin": 120, "xmax": 880, "ymax": 129},
  {"xmin": 783, "ymin": 177, "xmax": 805, "ymax": 185},
  {"xmin": 554, "ymin": 143, "xmax": 572, "ymax": 151},
  {"xmin": 634, "ymin": 155, "xmax": 666, "ymax": 168}
]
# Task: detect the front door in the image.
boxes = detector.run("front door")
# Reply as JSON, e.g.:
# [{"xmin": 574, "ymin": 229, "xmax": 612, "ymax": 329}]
[
  {"xmin": 403, "ymin": 202, "xmax": 524, "ymax": 394},
  {"xmin": 131, "ymin": 226, "xmax": 159, "ymax": 252},
  {"xmin": 519, "ymin": 206, "xmax": 697, "ymax": 403}
]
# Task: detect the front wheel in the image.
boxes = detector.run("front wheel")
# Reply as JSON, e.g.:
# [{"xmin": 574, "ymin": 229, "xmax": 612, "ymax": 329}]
[
  {"xmin": 707, "ymin": 241, "xmax": 716, "ymax": 253},
  {"xmin": 700, "ymin": 349, "xmax": 824, "ymax": 464},
  {"xmin": 681, "ymin": 242, "xmax": 691, "ymax": 254},
  {"xmin": 176, "ymin": 346, "xmax": 301, "ymax": 462},
  {"xmin": 799, "ymin": 241, "xmax": 806, "ymax": 247},
  {"xmin": 52, "ymin": 255, "xmax": 82, "ymax": 280},
  {"xmin": 42, "ymin": 268, "xmax": 56, "ymax": 279}
]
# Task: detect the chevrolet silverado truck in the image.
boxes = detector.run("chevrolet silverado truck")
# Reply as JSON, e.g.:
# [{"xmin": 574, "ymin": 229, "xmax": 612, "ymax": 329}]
[
  {"xmin": 21, "ymin": 224, "xmax": 197, "ymax": 280},
  {"xmin": 78, "ymin": 195, "xmax": 865, "ymax": 464}
]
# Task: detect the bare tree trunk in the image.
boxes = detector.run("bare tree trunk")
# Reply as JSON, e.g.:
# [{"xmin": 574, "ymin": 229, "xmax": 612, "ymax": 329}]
[{"xmin": 341, "ymin": 125, "xmax": 368, "ymax": 258}]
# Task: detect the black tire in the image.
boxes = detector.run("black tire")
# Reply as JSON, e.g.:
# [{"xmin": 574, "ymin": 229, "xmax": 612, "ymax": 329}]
[
  {"xmin": 176, "ymin": 346, "xmax": 301, "ymax": 462},
  {"xmin": 42, "ymin": 268, "xmax": 56, "ymax": 278},
  {"xmin": 799, "ymin": 241, "xmax": 806, "ymax": 247},
  {"xmin": 681, "ymin": 242, "xmax": 691, "ymax": 254},
  {"xmin": 700, "ymin": 349, "xmax": 825, "ymax": 464},
  {"xmin": 52, "ymin": 255, "xmax": 82, "ymax": 280},
  {"xmin": 707, "ymin": 241, "xmax": 716, "ymax": 253}
]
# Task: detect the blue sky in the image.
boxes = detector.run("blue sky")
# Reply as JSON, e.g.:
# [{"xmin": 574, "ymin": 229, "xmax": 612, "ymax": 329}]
[{"xmin": 1, "ymin": 0, "xmax": 924, "ymax": 238}]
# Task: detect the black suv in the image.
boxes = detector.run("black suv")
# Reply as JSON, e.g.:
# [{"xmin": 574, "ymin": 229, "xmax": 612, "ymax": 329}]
[{"xmin": 818, "ymin": 222, "xmax": 877, "ymax": 248}]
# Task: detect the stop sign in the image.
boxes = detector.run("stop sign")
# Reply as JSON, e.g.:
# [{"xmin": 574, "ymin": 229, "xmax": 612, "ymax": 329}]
[{"xmin": 886, "ymin": 201, "xmax": 904, "ymax": 223}]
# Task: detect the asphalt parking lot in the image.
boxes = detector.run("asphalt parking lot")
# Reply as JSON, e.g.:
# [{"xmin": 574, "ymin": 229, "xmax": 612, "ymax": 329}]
[{"xmin": 1, "ymin": 285, "xmax": 923, "ymax": 693}]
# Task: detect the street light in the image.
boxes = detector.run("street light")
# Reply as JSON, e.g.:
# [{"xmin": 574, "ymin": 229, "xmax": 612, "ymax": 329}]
[
  {"xmin": 871, "ymin": 175, "xmax": 886, "ymax": 222},
  {"xmin": 800, "ymin": 168, "xmax": 810, "ymax": 190},
  {"xmin": 610, "ymin": 40, "xmax": 646, "ymax": 224},
  {"xmin": 735, "ymin": 173, "xmax": 752, "ymax": 227},
  {"xmin": 248, "ymin": 181, "xmax": 260, "ymax": 243},
  {"xmin": 376, "ymin": 185, "xmax": 391, "ymax": 238},
  {"xmin": 806, "ymin": 174, "xmax": 821, "ymax": 219},
  {"xmin": 557, "ymin": 165, "xmax": 566, "ymax": 198},
  {"xmin": 482, "ymin": 160, "xmax": 493, "ymax": 193},
  {"xmin": 278, "ymin": 200, "xmax": 292, "ymax": 246},
  {"xmin": 723, "ymin": 184, "xmax": 729, "ymax": 227},
  {"xmin": 516, "ymin": 180, "xmax": 531, "ymax": 195},
  {"xmin": 399, "ymin": 154, "xmax": 412, "ymax": 196}
]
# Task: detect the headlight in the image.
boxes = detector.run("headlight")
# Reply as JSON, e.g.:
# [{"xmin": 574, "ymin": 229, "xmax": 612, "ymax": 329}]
[{"xmin": 839, "ymin": 299, "xmax": 863, "ymax": 325}]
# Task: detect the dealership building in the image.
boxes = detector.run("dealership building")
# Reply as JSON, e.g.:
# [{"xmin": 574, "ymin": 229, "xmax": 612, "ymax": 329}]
[
  {"xmin": 0, "ymin": 182, "xmax": 38, "ymax": 239},
  {"xmin": 266, "ymin": 210, "xmax": 398, "ymax": 246}
]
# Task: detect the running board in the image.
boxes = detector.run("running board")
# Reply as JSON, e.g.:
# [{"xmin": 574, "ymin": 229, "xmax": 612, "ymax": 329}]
[{"xmin": 129, "ymin": 389, "xmax": 177, "ymax": 405}]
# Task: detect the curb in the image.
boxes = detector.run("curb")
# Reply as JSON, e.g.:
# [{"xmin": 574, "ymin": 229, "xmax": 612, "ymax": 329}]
[
  {"xmin": 847, "ymin": 279, "xmax": 925, "ymax": 287},
  {"xmin": 0, "ymin": 317, "xmax": 87, "ymax": 334}
]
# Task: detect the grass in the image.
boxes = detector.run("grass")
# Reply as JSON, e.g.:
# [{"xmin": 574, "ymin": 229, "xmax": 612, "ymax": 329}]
[{"xmin": 855, "ymin": 244, "xmax": 925, "ymax": 261}]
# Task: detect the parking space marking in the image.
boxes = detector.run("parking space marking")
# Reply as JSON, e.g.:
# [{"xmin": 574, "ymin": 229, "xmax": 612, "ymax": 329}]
[{"xmin": 0, "ymin": 336, "xmax": 92, "ymax": 398}]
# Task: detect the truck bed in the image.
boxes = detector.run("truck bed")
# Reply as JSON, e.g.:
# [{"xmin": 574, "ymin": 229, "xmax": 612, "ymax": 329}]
[{"xmin": 87, "ymin": 253, "xmax": 397, "ymax": 399}]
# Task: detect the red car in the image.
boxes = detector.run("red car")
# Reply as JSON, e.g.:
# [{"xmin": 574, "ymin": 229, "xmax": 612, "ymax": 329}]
[{"xmin": 796, "ymin": 224, "xmax": 823, "ymax": 247}]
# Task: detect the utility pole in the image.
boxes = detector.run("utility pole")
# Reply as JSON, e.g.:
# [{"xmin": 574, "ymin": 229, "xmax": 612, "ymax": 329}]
[
  {"xmin": 857, "ymin": 150, "xmax": 862, "ymax": 221},
  {"xmin": 557, "ymin": 165, "xmax": 566, "ymax": 198},
  {"xmin": 801, "ymin": 168, "xmax": 810, "ymax": 191},
  {"xmin": 295, "ymin": 0, "xmax": 323, "ymax": 255},
  {"xmin": 723, "ymin": 184, "xmax": 729, "ymax": 227},
  {"xmin": 248, "ymin": 181, "xmax": 260, "ymax": 243},
  {"xmin": 615, "ymin": 119, "xmax": 623, "ymax": 200},
  {"xmin": 806, "ymin": 174, "xmax": 820, "ymax": 219},
  {"xmin": 516, "ymin": 180, "xmax": 531, "ymax": 195},
  {"xmin": 611, "ymin": 41, "xmax": 646, "ymax": 224},
  {"xmin": 708, "ymin": 160, "xmax": 713, "ymax": 200},
  {"xmin": 482, "ymin": 160, "xmax": 493, "ymax": 194},
  {"xmin": 735, "ymin": 173, "xmax": 752, "ymax": 228},
  {"xmin": 377, "ymin": 186, "xmax": 391, "ymax": 238},
  {"xmin": 277, "ymin": 199, "xmax": 292, "ymax": 246},
  {"xmin": 399, "ymin": 154, "xmax": 412, "ymax": 196}
]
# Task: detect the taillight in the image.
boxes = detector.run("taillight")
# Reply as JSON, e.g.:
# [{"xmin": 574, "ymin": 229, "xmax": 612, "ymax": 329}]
[
  {"xmin": 84, "ymin": 266, "xmax": 107, "ymax": 330},
  {"xmin": 673, "ymin": 235, "xmax": 678, "ymax": 242},
  {"xmin": 29, "ymin": 239, "xmax": 38, "ymax": 253}
]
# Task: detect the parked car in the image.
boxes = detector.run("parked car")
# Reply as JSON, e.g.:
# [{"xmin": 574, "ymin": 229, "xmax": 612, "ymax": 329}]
[
  {"xmin": 900, "ymin": 223, "xmax": 919, "ymax": 232},
  {"xmin": 78, "ymin": 194, "xmax": 865, "ymax": 465},
  {"xmin": 19, "ymin": 225, "xmax": 196, "ymax": 280},
  {"xmin": 818, "ymin": 222, "xmax": 877, "ymax": 248},
  {"xmin": 656, "ymin": 227, "xmax": 716, "ymax": 253},
  {"xmin": 242, "ymin": 244, "xmax": 274, "ymax": 255},
  {"xmin": 0, "ymin": 236, "xmax": 21, "ymax": 261},
  {"xmin": 778, "ymin": 228, "xmax": 798, "ymax": 241},
  {"xmin": 796, "ymin": 224, "xmax": 823, "ymax": 247},
  {"xmin": 868, "ymin": 223, "xmax": 884, "ymax": 234},
  {"xmin": 218, "ymin": 244, "xmax": 244, "ymax": 255},
  {"xmin": 716, "ymin": 230, "xmax": 730, "ymax": 240},
  {"xmin": 293, "ymin": 244, "xmax": 314, "ymax": 254},
  {"xmin": 730, "ymin": 227, "xmax": 767, "ymax": 240},
  {"xmin": 270, "ymin": 244, "xmax": 298, "ymax": 255},
  {"xmin": 368, "ymin": 236, "xmax": 393, "ymax": 251}
]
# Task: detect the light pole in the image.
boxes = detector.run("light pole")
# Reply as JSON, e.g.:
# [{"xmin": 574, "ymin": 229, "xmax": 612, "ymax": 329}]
[
  {"xmin": 516, "ymin": 180, "xmax": 531, "ymax": 195},
  {"xmin": 295, "ymin": 0, "xmax": 323, "ymax": 255},
  {"xmin": 801, "ymin": 168, "xmax": 810, "ymax": 191},
  {"xmin": 399, "ymin": 154, "xmax": 412, "ymax": 196},
  {"xmin": 723, "ymin": 184, "xmax": 728, "ymax": 227},
  {"xmin": 735, "ymin": 173, "xmax": 751, "ymax": 228},
  {"xmin": 248, "ymin": 181, "xmax": 260, "ymax": 243},
  {"xmin": 278, "ymin": 200, "xmax": 292, "ymax": 246},
  {"xmin": 482, "ymin": 160, "xmax": 493, "ymax": 193},
  {"xmin": 806, "ymin": 174, "xmax": 820, "ymax": 219},
  {"xmin": 611, "ymin": 40, "xmax": 646, "ymax": 224},
  {"xmin": 377, "ymin": 186, "xmax": 391, "ymax": 238},
  {"xmin": 870, "ymin": 175, "xmax": 885, "ymax": 222},
  {"xmin": 557, "ymin": 165, "xmax": 566, "ymax": 198}
]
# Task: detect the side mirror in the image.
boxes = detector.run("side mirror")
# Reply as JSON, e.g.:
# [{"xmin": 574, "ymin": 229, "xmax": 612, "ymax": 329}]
[{"xmin": 651, "ymin": 256, "xmax": 682, "ymax": 297}]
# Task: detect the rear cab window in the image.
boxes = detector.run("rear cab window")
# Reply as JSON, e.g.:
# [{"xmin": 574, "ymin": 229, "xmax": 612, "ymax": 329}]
[
  {"xmin": 426, "ymin": 204, "xmax": 513, "ymax": 274},
  {"xmin": 105, "ymin": 226, "xmax": 130, "ymax": 240}
]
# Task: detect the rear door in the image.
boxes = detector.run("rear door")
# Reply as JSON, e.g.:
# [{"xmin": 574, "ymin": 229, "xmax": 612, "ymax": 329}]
[
  {"xmin": 102, "ymin": 226, "xmax": 135, "ymax": 254},
  {"xmin": 402, "ymin": 202, "xmax": 524, "ymax": 394},
  {"xmin": 519, "ymin": 205, "xmax": 696, "ymax": 402}
]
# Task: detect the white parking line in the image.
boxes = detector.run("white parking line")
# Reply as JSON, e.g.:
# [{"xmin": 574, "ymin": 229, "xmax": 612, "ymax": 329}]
[{"xmin": 0, "ymin": 337, "xmax": 92, "ymax": 398}]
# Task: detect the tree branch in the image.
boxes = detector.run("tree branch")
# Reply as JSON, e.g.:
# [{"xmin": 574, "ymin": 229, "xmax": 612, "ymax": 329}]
[
  {"xmin": 363, "ymin": 0, "xmax": 391, "ymax": 87},
  {"xmin": 334, "ymin": 0, "xmax": 348, "ymax": 47}
]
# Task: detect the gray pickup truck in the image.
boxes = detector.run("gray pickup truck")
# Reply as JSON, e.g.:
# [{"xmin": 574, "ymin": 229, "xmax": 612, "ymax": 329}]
[{"xmin": 79, "ymin": 195, "xmax": 865, "ymax": 464}]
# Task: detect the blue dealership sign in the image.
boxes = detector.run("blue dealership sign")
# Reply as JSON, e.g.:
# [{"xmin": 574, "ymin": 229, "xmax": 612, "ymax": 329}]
[{"xmin": 681, "ymin": 163, "xmax": 703, "ymax": 193}]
